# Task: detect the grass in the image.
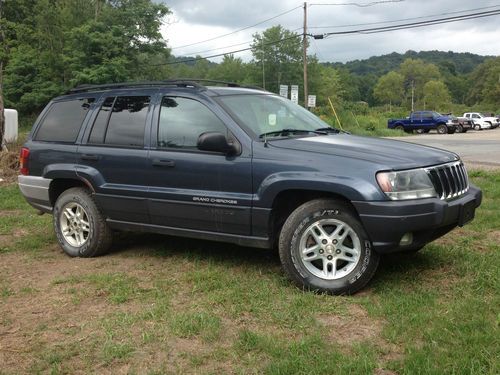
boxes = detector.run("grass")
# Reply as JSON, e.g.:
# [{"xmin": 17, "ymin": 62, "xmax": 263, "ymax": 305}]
[{"xmin": 0, "ymin": 173, "xmax": 498, "ymax": 374}]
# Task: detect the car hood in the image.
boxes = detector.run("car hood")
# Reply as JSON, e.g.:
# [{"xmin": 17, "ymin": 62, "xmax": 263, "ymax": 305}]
[{"xmin": 268, "ymin": 134, "xmax": 459, "ymax": 170}]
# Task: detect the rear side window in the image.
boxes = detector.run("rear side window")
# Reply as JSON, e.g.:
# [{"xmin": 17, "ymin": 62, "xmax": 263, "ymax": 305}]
[
  {"xmin": 88, "ymin": 96, "xmax": 150, "ymax": 147},
  {"xmin": 35, "ymin": 98, "xmax": 95, "ymax": 142}
]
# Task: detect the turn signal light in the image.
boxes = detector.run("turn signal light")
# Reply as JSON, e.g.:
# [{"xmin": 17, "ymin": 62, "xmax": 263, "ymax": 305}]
[{"xmin": 19, "ymin": 147, "xmax": 30, "ymax": 175}]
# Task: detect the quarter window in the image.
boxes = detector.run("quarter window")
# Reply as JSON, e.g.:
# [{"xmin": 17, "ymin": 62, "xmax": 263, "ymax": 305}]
[
  {"xmin": 35, "ymin": 98, "xmax": 95, "ymax": 142},
  {"xmin": 158, "ymin": 97, "xmax": 227, "ymax": 149}
]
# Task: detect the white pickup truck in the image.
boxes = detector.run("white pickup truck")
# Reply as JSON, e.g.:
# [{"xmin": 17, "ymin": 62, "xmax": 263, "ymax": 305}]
[{"xmin": 463, "ymin": 112, "xmax": 499, "ymax": 130}]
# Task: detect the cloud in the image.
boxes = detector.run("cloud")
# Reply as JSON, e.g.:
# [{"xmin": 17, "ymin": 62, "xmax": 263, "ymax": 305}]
[{"xmin": 160, "ymin": 0, "xmax": 500, "ymax": 62}]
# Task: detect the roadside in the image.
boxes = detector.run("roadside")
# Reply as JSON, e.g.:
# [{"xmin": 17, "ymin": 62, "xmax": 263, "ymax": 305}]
[{"xmin": 386, "ymin": 129, "xmax": 500, "ymax": 170}]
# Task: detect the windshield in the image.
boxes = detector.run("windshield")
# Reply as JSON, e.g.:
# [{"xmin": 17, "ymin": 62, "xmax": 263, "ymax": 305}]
[
  {"xmin": 432, "ymin": 111, "xmax": 442, "ymax": 117},
  {"xmin": 218, "ymin": 94, "xmax": 333, "ymax": 138}
]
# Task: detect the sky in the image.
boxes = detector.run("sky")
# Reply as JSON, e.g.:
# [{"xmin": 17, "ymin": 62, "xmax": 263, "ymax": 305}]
[{"xmin": 159, "ymin": 0, "xmax": 500, "ymax": 63}]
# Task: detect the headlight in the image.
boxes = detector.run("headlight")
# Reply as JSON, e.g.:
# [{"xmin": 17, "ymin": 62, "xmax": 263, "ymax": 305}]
[{"xmin": 376, "ymin": 169, "xmax": 437, "ymax": 200}]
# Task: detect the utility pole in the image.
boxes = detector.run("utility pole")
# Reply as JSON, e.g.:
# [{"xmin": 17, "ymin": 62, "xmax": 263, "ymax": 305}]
[
  {"xmin": 411, "ymin": 80, "xmax": 415, "ymax": 112},
  {"xmin": 303, "ymin": 2, "xmax": 308, "ymax": 108},
  {"xmin": 261, "ymin": 38, "xmax": 265, "ymax": 90}
]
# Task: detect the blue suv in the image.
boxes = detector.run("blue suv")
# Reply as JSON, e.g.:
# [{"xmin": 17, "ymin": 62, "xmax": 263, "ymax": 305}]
[{"xmin": 18, "ymin": 80, "xmax": 482, "ymax": 294}]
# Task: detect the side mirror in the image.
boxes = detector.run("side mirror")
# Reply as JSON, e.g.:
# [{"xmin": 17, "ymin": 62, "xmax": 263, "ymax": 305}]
[{"xmin": 197, "ymin": 132, "xmax": 238, "ymax": 155}]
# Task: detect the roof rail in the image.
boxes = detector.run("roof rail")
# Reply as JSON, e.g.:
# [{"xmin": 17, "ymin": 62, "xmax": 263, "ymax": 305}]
[{"xmin": 67, "ymin": 79, "xmax": 206, "ymax": 94}]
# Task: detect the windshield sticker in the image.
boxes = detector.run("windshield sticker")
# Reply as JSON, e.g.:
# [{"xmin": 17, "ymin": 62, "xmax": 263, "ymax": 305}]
[{"xmin": 268, "ymin": 114, "xmax": 277, "ymax": 126}]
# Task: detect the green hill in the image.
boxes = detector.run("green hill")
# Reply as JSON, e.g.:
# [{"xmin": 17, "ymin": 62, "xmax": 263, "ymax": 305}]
[{"xmin": 327, "ymin": 50, "xmax": 489, "ymax": 76}]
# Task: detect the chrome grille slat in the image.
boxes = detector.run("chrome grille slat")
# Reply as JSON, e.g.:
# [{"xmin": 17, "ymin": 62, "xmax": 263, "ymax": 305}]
[{"xmin": 425, "ymin": 161, "xmax": 469, "ymax": 200}]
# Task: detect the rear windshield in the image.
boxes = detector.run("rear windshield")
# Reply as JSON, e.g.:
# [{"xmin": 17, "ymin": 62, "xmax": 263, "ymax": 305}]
[{"xmin": 34, "ymin": 98, "xmax": 95, "ymax": 142}]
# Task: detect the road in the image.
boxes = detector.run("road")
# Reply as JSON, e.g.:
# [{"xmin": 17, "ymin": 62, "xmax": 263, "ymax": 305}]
[{"xmin": 387, "ymin": 130, "xmax": 500, "ymax": 170}]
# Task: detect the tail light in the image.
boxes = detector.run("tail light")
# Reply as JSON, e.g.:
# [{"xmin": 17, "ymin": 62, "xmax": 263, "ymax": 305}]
[{"xmin": 19, "ymin": 147, "xmax": 30, "ymax": 175}]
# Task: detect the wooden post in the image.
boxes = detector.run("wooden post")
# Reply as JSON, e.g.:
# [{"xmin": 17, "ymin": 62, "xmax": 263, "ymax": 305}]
[{"xmin": 303, "ymin": 2, "xmax": 308, "ymax": 108}]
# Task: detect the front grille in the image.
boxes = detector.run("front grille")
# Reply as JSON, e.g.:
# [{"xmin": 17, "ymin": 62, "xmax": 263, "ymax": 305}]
[{"xmin": 426, "ymin": 161, "xmax": 469, "ymax": 200}]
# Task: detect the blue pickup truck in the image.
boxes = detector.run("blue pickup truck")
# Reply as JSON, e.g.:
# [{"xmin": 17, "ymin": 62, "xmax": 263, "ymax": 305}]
[{"xmin": 388, "ymin": 111, "xmax": 458, "ymax": 134}]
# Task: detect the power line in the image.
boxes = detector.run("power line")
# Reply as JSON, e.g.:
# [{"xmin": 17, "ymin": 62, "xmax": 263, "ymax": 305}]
[
  {"xmin": 309, "ymin": 0, "xmax": 403, "ymax": 7},
  {"xmin": 182, "ymin": 28, "xmax": 303, "ymax": 57},
  {"xmin": 155, "ymin": 33, "xmax": 302, "ymax": 66},
  {"xmin": 314, "ymin": 9, "xmax": 500, "ymax": 38},
  {"xmin": 308, "ymin": 5, "xmax": 500, "ymax": 29},
  {"xmin": 161, "ymin": 8, "xmax": 500, "ymax": 66},
  {"xmin": 170, "ymin": 5, "xmax": 301, "ymax": 50}
]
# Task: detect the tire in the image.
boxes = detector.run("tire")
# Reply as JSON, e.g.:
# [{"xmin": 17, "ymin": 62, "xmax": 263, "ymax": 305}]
[
  {"xmin": 474, "ymin": 124, "xmax": 481, "ymax": 131},
  {"xmin": 437, "ymin": 124, "xmax": 447, "ymax": 134},
  {"xmin": 278, "ymin": 199, "xmax": 379, "ymax": 295},
  {"xmin": 456, "ymin": 124, "xmax": 464, "ymax": 133},
  {"xmin": 415, "ymin": 129, "xmax": 424, "ymax": 134},
  {"xmin": 53, "ymin": 187, "xmax": 112, "ymax": 257},
  {"xmin": 447, "ymin": 128, "xmax": 456, "ymax": 134},
  {"xmin": 395, "ymin": 125, "xmax": 404, "ymax": 132}
]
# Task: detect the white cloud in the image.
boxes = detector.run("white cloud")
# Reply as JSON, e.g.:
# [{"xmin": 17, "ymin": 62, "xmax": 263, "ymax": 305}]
[{"xmin": 160, "ymin": 0, "xmax": 500, "ymax": 63}]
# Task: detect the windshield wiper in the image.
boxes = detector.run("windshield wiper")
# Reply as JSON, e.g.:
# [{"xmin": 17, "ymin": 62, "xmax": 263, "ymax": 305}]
[
  {"xmin": 258, "ymin": 128, "xmax": 327, "ymax": 139},
  {"xmin": 315, "ymin": 127, "xmax": 343, "ymax": 134}
]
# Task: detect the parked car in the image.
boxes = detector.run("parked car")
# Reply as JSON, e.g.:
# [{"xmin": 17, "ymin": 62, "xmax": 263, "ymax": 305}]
[
  {"xmin": 18, "ymin": 80, "xmax": 482, "ymax": 295},
  {"xmin": 463, "ymin": 112, "xmax": 499, "ymax": 130},
  {"xmin": 442, "ymin": 113, "xmax": 473, "ymax": 133},
  {"xmin": 388, "ymin": 111, "xmax": 458, "ymax": 134}
]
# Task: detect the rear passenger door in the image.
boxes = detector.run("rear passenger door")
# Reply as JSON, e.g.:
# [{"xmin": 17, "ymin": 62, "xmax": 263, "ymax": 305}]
[
  {"xmin": 146, "ymin": 94, "xmax": 252, "ymax": 235},
  {"xmin": 77, "ymin": 92, "xmax": 154, "ymax": 223}
]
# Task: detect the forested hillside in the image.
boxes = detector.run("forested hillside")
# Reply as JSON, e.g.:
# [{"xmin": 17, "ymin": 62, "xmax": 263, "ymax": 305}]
[{"xmin": 329, "ymin": 50, "xmax": 489, "ymax": 76}]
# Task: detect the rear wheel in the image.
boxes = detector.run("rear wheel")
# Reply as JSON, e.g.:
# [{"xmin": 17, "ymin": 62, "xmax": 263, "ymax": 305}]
[
  {"xmin": 395, "ymin": 125, "xmax": 404, "ymax": 132},
  {"xmin": 53, "ymin": 187, "xmax": 112, "ymax": 257},
  {"xmin": 437, "ymin": 124, "xmax": 447, "ymax": 134},
  {"xmin": 474, "ymin": 123, "xmax": 481, "ymax": 131},
  {"xmin": 447, "ymin": 128, "xmax": 456, "ymax": 134},
  {"xmin": 456, "ymin": 124, "xmax": 464, "ymax": 133},
  {"xmin": 278, "ymin": 199, "xmax": 379, "ymax": 295}
]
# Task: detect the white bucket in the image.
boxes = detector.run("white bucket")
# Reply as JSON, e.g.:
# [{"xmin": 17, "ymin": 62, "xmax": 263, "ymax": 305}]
[{"xmin": 4, "ymin": 109, "xmax": 18, "ymax": 143}]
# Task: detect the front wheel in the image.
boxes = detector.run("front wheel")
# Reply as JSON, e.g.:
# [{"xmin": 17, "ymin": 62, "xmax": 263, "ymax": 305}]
[
  {"xmin": 278, "ymin": 199, "xmax": 379, "ymax": 295},
  {"xmin": 53, "ymin": 187, "xmax": 113, "ymax": 257},
  {"xmin": 437, "ymin": 124, "xmax": 448, "ymax": 134}
]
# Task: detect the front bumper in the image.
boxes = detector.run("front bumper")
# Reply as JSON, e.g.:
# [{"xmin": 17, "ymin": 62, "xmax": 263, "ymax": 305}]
[{"xmin": 352, "ymin": 184, "xmax": 482, "ymax": 253}]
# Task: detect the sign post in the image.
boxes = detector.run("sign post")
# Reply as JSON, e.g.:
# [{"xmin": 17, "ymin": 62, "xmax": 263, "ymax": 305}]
[
  {"xmin": 279, "ymin": 85, "xmax": 288, "ymax": 98},
  {"xmin": 307, "ymin": 95, "xmax": 316, "ymax": 108},
  {"xmin": 290, "ymin": 85, "xmax": 299, "ymax": 105}
]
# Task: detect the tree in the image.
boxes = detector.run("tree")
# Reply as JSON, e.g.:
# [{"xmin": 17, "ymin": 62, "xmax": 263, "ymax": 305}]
[
  {"xmin": 423, "ymin": 80, "xmax": 451, "ymax": 111},
  {"xmin": 373, "ymin": 71, "xmax": 404, "ymax": 110},
  {"xmin": 3, "ymin": 0, "xmax": 171, "ymax": 113},
  {"xmin": 208, "ymin": 55, "xmax": 247, "ymax": 83},
  {"xmin": 466, "ymin": 57, "xmax": 500, "ymax": 106},
  {"xmin": 250, "ymin": 25, "xmax": 302, "ymax": 93},
  {"xmin": 399, "ymin": 58, "xmax": 441, "ymax": 109}
]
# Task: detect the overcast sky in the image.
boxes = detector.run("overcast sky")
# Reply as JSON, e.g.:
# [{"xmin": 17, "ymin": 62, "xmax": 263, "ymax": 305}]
[{"xmin": 160, "ymin": 0, "xmax": 500, "ymax": 63}]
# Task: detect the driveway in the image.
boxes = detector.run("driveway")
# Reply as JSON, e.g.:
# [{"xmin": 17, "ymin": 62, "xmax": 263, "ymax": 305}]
[{"xmin": 387, "ymin": 130, "xmax": 500, "ymax": 170}]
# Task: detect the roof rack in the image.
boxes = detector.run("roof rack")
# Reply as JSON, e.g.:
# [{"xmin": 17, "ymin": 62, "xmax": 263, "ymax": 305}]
[
  {"xmin": 66, "ymin": 78, "xmax": 250, "ymax": 94},
  {"xmin": 67, "ymin": 80, "xmax": 206, "ymax": 94}
]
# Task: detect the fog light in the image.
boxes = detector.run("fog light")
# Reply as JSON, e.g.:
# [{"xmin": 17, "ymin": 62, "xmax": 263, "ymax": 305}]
[{"xmin": 399, "ymin": 232, "xmax": 413, "ymax": 246}]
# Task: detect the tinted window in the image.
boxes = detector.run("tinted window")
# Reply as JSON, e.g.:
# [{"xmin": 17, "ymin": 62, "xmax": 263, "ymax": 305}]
[
  {"xmin": 422, "ymin": 112, "xmax": 434, "ymax": 119},
  {"xmin": 158, "ymin": 97, "xmax": 227, "ymax": 149},
  {"xmin": 35, "ymin": 98, "xmax": 95, "ymax": 142},
  {"xmin": 104, "ymin": 96, "xmax": 150, "ymax": 147},
  {"xmin": 88, "ymin": 97, "xmax": 115, "ymax": 144}
]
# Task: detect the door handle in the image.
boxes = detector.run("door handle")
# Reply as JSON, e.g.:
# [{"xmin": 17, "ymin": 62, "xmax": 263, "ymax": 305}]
[
  {"xmin": 152, "ymin": 159, "xmax": 175, "ymax": 168},
  {"xmin": 81, "ymin": 154, "xmax": 100, "ymax": 161}
]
